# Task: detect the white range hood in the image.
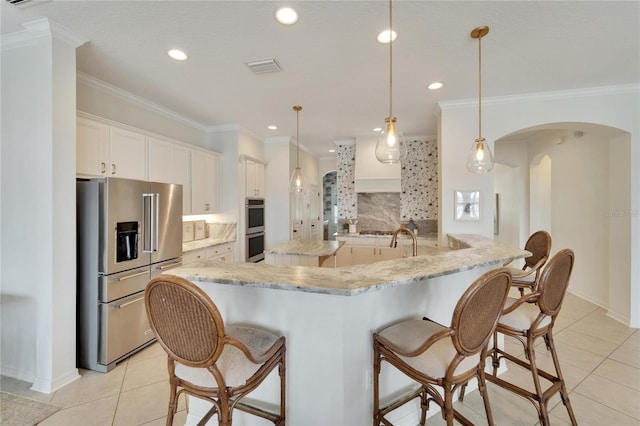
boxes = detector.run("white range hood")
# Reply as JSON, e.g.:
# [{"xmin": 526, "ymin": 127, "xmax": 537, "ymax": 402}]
[{"xmin": 353, "ymin": 137, "xmax": 401, "ymax": 192}]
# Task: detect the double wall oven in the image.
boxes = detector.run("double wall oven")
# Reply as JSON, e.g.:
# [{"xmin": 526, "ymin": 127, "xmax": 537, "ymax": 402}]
[{"xmin": 246, "ymin": 198, "xmax": 265, "ymax": 262}]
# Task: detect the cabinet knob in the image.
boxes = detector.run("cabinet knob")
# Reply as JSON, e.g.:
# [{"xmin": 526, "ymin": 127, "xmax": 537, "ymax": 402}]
[
  {"xmin": 101, "ymin": 162, "xmax": 106, "ymax": 174},
  {"xmin": 111, "ymin": 164, "xmax": 116, "ymax": 175},
  {"xmin": 204, "ymin": 203, "xmax": 210, "ymax": 211}
]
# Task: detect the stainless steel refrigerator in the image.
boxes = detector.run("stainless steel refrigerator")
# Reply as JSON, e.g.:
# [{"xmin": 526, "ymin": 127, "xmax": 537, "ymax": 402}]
[{"xmin": 77, "ymin": 177, "xmax": 182, "ymax": 372}]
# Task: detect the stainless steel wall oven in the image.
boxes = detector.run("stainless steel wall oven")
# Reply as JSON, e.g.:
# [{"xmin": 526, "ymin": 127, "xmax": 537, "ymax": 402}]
[{"xmin": 246, "ymin": 198, "xmax": 265, "ymax": 262}]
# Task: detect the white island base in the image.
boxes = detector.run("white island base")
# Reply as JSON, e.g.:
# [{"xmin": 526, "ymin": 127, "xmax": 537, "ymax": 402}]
[{"xmin": 185, "ymin": 266, "xmax": 493, "ymax": 426}]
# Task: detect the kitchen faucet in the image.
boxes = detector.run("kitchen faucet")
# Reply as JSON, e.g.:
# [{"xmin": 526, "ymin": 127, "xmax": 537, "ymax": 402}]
[{"xmin": 390, "ymin": 228, "xmax": 418, "ymax": 256}]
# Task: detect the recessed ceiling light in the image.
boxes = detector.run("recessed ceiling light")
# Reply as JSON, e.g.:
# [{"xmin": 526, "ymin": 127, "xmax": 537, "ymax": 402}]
[
  {"xmin": 329, "ymin": 149, "xmax": 336, "ymax": 153},
  {"xmin": 275, "ymin": 7, "xmax": 298, "ymax": 25},
  {"xmin": 167, "ymin": 49, "xmax": 188, "ymax": 61},
  {"xmin": 268, "ymin": 125, "xmax": 278, "ymax": 130},
  {"xmin": 373, "ymin": 127, "xmax": 382, "ymax": 132},
  {"xmin": 428, "ymin": 82, "xmax": 444, "ymax": 90},
  {"xmin": 377, "ymin": 30, "xmax": 397, "ymax": 44}
]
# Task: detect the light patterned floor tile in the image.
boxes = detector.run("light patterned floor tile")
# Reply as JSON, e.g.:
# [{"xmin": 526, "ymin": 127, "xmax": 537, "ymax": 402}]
[
  {"xmin": 550, "ymin": 391, "xmax": 639, "ymax": 425},
  {"xmin": 568, "ymin": 308, "xmax": 635, "ymax": 345},
  {"xmin": 609, "ymin": 345, "xmax": 640, "ymax": 369},
  {"xmin": 128, "ymin": 342, "xmax": 166, "ymax": 364},
  {"xmin": 574, "ymin": 374, "xmax": 640, "ymax": 420},
  {"xmin": 560, "ymin": 292, "xmax": 600, "ymax": 321},
  {"xmin": 50, "ymin": 364, "xmax": 126, "ymax": 409},
  {"xmin": 140, "ymin": 408, "xmax": 188, "ymax": 426},
  {"xmin": 121, "ymin": 354, "xmax": 169, "ymax": 392},
  {"xmin": 622, "ymin": 330, "xmax": 640, "ymax": 351},
  {"xmin": 593, "ymin": 358, "xmax": 640, "ymax": 391},
  {"xmin": 553, "ymin": 328, "xmax": 619, "ymax": 358},
  {"xmin": 113, "ymin": 380, "xmax": 184, "ymax": 426},
  {"xmin": 39, "ymin": 394, "xmax": 118, "ymax": 426}
]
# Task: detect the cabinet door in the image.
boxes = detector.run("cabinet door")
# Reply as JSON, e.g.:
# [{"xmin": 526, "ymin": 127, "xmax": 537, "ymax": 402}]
[
  {"xmin": 109, "ymin": 126, "xmax": 147, "ymax": 180},
  {"xmin": 148, "ymin": 137, "xmax": 171, "ymax": 183},
  {"xmin": 246, "ymin": 160, "xmax": 265, "ymax": 198},
  {"xmin": 191, "ymin": 150, "xmax": 218, "ymax": 214},
  {"xmin": 254, "ymin": 162, "xmax": 265, "ymax": 197},
  {"xmin": 353, "ymin": 246, "xmax": 376, "ymax": 266},
  {"xmin": 377, "ymin": 247, "xmax": 402, "ymax": 261},
  {"xmin": 77, "ymin": 117, "xmax": 108, "ymax": 176},
  {"xmin": 170, "ymin": 145, "xmax": 191, "ymax": 214},
  {"xmin": 335, "ymin": 246, "xmax": 354, "ymax": 267}
]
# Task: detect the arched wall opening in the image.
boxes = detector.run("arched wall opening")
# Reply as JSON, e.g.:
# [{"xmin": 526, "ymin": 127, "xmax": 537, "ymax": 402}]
[
  {"xmin": 494, "ymin": 123, "xmax": 631, "ymax": 324},
  {"xmin": 322, "ymin": 170, "xmax": 338, "ymax": 240}
]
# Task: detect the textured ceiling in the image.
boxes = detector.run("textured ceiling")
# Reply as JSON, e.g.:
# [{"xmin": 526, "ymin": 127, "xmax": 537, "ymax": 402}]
[{"xmin": 3, "ymin": 1, "xmax": 639, "ymax": 157}]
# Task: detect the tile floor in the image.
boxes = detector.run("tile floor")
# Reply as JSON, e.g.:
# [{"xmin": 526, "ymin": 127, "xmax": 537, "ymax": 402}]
[{"xmin": 1, "ymin": 292, "xmax": 638, "ymax": 425}]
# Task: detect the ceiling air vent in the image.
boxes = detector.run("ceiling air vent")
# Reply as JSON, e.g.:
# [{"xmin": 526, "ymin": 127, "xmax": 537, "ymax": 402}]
[{"xmin": 246, "ymin": 58, "xmax": 281, "ymax": 74}]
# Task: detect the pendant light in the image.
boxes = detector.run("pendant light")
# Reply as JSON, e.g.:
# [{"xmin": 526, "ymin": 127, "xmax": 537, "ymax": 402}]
[
  {"xmin": 375, "ymin": 0, "xmax": 405, "ymax": 164},
  {"xmin": 466, "ymin": 26, "xmax": 494, "ymax": 173},
  {"xmin": 289, "ymin": 105, "xmax": 309, "ymax": 195}
]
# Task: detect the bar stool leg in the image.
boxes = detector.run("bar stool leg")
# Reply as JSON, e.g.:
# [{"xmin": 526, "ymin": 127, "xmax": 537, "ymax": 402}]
[
  {"xmin": 373, "ymin": 343, "xmax": 381, "ymax": 426},
  {"xmin": 546, "ymin": 330, "xmax": 578, "ymax": 426}
]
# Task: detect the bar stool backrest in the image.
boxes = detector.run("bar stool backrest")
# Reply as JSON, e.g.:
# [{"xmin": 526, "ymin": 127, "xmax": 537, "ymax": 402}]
[
  {"xmin": 537, "ymin": 249, "xmax": 575, "ymax": 318},
  {"xmin": 523, "ymin": 230, "xmax": 552, "ymax": 270},
  {"xmin": 451, "ymin": 268, "xmax": 512, "ymax": 356},
  {"xmin": 146, "ymin": 275, "xmax": 226, "ymax": 368}
]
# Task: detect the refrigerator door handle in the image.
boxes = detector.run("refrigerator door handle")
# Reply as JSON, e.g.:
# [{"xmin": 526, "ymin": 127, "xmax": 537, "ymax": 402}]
[
  {"xmin": 154, "ymin": 193, "xmax": 159, "ymax": 252},
  {"xmin": 142, "ymin": 193, "xmax": 153, "ymax": 254}
]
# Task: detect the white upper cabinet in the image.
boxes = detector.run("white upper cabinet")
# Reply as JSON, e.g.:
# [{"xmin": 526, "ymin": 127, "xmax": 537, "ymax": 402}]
[
  {"xmin": 77, "ymin": 117, "xmax": 109, "ymax": 176},
  {"xmin": 148, "ymin": 137, "xmax": 192, "ymax": 213},
  {"xmin": 108, "ymin": 126, "xmax": 147, "ymax": 180},
  {"xmin": 77, "ymin": 115, "xmax": 219, "ymax": 216},
  {"xmin": 246, "ymin": 160, "xmax": 265, "ymax": 198},
  {"xmin": 191, "ymin": 150, "xmax": 218, "ymax": 214},
  {"xmin": 77, "ymin": 116, "xmax": 146, "ymax": 180}
]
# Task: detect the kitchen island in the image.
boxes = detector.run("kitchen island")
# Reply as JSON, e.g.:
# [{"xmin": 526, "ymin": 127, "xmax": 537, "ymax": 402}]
[
  {"xmin": 264, "ymin": 239, "xmax": 344, "ymax": 267},
  {"xmin": 171, "ymin": 234, "xmax": 529, "ymax": 425}
]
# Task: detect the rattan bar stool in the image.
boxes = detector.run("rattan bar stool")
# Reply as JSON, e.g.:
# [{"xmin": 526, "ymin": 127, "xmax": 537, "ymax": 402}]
[
  {"xmin": 485, "ymin": 249, "xmax": 577, "ymax": 425},
  {"xmin": 145, "ymin": 275, "xmax": 286, "ymax": 426},
  {"xmin": 373, "ymin": 268, "xmax": 512, "ymax": 426},
  {"xmin": 504, "ymin": 230, "xmax": 552, "ymax": 296}
]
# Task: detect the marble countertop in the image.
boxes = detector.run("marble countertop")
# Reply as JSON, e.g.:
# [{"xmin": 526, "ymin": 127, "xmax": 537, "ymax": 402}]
[
  {"xmin": 182, "ymin": 237, "xmax": 236, "ymax": 254},
  {"xmin": 265, "ymin": 240, "xmax": 345, "ymax": 256},
  {"xmin": 172, "ymin": 234, "xmax": 530, "ymax": 296}
]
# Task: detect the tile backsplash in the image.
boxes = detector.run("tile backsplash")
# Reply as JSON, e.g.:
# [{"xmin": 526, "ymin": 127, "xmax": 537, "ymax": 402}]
[{"xmin": 337, "ymin": 138, "xmax": 438, "ymax": 226}]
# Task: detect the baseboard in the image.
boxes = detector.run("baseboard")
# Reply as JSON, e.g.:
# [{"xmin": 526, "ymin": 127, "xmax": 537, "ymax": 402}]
[{"xmin": 31, "ymin": 368, "xmax": 81, "ymax": 394}]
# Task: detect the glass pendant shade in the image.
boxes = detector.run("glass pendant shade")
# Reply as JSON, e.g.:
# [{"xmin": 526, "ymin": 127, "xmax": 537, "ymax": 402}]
[
  {"xmin": 466, "ymin": 138, "xmax": 494, "ymax": 173},
  {"xmin": 375, "ymin": 117, "xmax": 405, "ymax": 163},
  {"xmin": 289, "ymin": 166, "xmax": 308, "ymax": 194}
]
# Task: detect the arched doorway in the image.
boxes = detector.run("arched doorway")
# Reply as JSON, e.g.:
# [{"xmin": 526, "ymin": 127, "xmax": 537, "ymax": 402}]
[
  {"xmin": 322, "ymin": 171, "xmax": 338, "ymax": 240},
  {"xmin": 494, "ymin": 123, "xmax": 632, "ymax": 325}
]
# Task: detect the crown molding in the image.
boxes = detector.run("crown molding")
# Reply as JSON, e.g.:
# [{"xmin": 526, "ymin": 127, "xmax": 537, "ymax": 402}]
[
  {"xmin": 2, "ymin": 18, "xmax": 88, "ymax": 51},
  {"xmin": 77, "ymin": 71, "xmax": 209, "ymax": 131},
  {"xmin": 439, "ymin": 84, "xmax": 640, "ymax": 110}
]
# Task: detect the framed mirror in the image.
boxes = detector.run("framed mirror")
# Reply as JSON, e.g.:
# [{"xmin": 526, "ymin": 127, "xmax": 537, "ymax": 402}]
[{"xmin": 454, "ymin": 190, "xmax": 480, "ymax": 221}]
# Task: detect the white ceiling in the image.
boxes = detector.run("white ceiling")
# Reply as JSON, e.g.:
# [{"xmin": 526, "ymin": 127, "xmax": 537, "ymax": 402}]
[{"xmin": 3, "ymin": 1, "xmax": 639, "ymax": 157}]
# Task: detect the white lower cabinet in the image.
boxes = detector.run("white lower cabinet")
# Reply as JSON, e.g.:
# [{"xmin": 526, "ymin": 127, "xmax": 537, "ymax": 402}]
[
  {"xmin": 206, "ymin": 243, "xmax": 234, "ymax": 262},
  {"xmin": 335, "ymin": 244, "xmax": 402, "ymax": 267},
  {"xmin": 183, "ymin": 243, "xmax": 234, "ymax": 266}
]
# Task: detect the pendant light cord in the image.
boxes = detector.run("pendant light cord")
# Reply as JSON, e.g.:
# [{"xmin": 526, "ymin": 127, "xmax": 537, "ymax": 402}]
[
  {"xmin": 389, "ymin": 0, "xmax": 393, "ymax": 118},
  {"xmin": 478, "ymin": 33, "xmax": 482, "ymax": 140}
]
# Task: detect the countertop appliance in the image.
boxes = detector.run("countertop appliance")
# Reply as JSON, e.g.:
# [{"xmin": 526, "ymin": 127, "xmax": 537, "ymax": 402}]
[{"xmin": 77, "ymin": 177, "xmax": 182, "ymax": 372}]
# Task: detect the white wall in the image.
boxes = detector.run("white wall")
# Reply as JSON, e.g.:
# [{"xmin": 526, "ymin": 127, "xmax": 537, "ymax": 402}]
[
  {"xmin": 1, "ymin": 22, "xmax": 82, "ymax": 392},
  {"xmin": 493, "ymin": 163, "xmax": 521, "ymax": 247},
  {"xmin": 265, "ymin": 138, "xmax": 293, "ymax": 250},
  {"xmin": 438, "ymin": 85, "xmax": 640, "ymax": 327}
]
